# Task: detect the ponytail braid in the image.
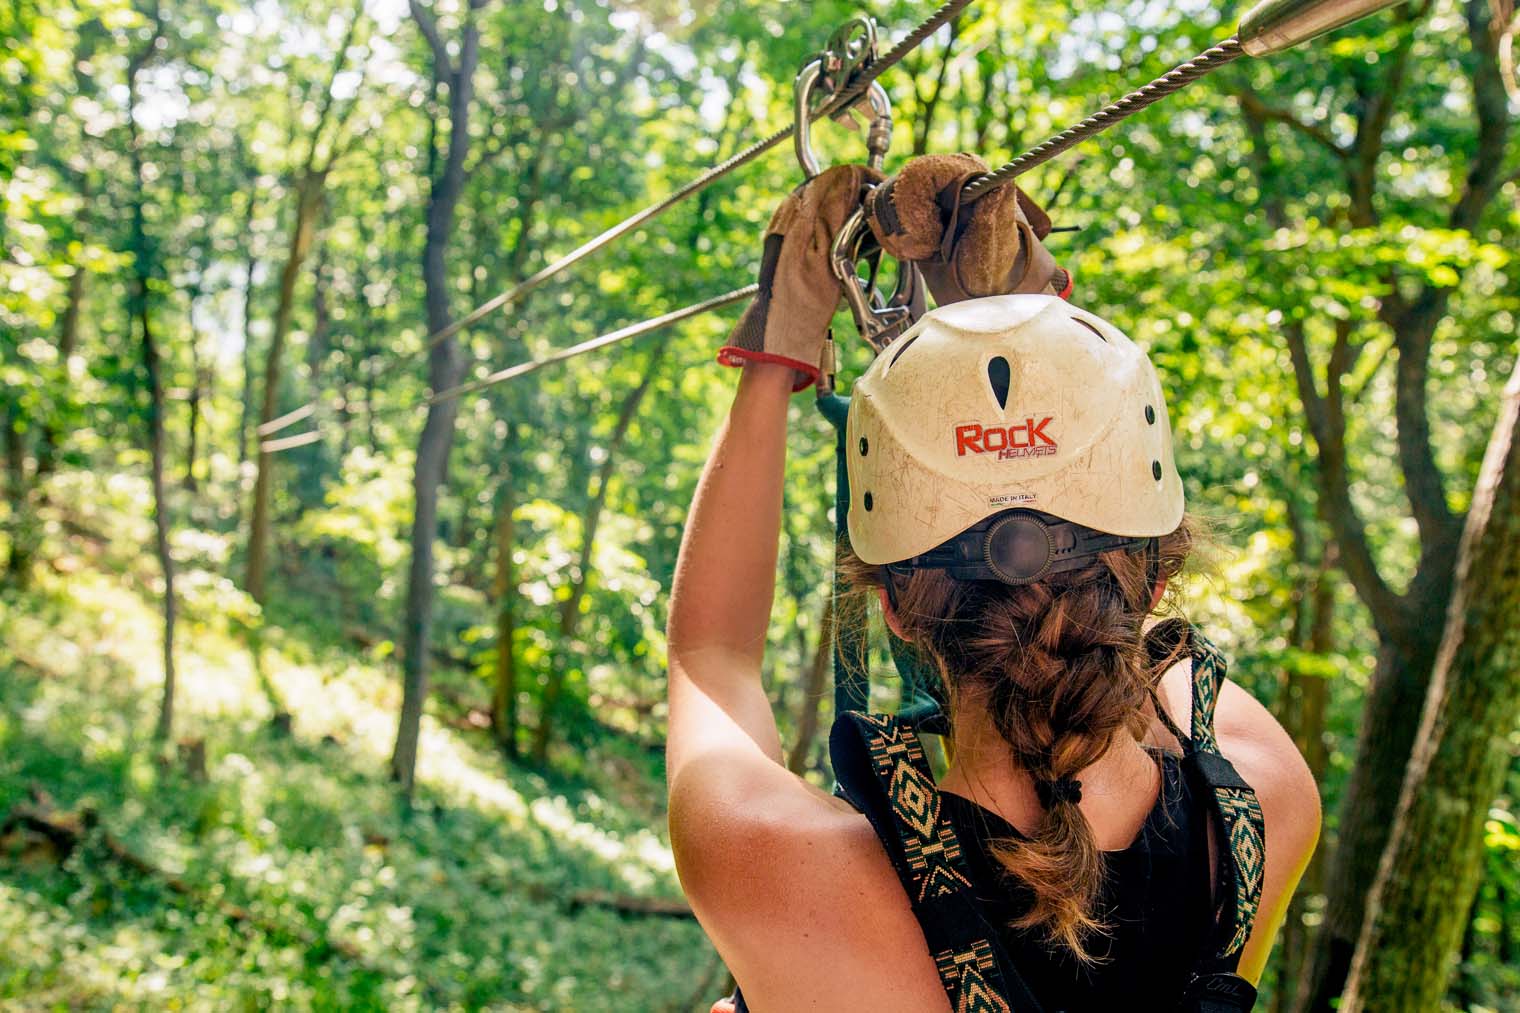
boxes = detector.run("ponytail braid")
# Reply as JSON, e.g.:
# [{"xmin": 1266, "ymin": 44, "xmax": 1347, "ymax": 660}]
[{"xmin": 844, "ymin": 518, "xmax": 1195, "ymax": 962}]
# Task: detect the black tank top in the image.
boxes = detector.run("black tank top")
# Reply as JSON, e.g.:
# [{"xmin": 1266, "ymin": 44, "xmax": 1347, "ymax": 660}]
[
  {"xmin": 722, "ymin": 750, "xmax": 1221, "ymax": 1013},
  {"xmin": 938, "ymin": 749, "xmax": 1216, "ymax": 1012}
]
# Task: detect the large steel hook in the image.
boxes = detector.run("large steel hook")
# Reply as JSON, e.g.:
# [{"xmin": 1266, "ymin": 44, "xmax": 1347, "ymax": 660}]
[{"xmin": 793, "ymin": 18, "xmax": 894, "ymax": 178}]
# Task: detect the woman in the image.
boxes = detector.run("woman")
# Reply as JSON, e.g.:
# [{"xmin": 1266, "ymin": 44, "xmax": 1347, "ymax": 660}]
[{"xmin": 666, "ymin": 162, "xmax": 1320, "ymax": 1012}]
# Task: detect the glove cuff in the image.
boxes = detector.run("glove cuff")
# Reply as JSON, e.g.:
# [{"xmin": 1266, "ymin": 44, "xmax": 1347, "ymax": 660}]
[
  {"xmin": 715, "ymin": 347, "xmax": 819, "ymax": 392},
  {"xmin": 1055, "ymin": 267, "xmax": 1074, "ymax": 299}
]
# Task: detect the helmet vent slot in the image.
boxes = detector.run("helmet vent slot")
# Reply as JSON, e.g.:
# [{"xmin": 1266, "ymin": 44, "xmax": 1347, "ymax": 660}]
[
  {"xmin": 987, "ymin": 356, "xmax": 1011, "ymax": 411},
  {"xmin": 1073, "ymin": 317, "xmax": 1107, "ymax": 342},
  {"xmin": 887, "ymin": 333, "xmax": 921, "ymax": 371}
]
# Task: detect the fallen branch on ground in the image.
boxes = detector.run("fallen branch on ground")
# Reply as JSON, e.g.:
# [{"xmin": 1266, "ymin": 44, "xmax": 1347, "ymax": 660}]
[
  {"xmin": 0, "ymin": 786, "xmax": 367, "ymax": 962},
  {"xmin": 568, "ymin": 889, "xmax": 694, "ymax": 919}
]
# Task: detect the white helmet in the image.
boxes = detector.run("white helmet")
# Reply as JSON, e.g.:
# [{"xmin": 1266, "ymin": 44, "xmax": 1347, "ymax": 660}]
[{"xmin": 845, "ymin": 294, "xmax": 1184, "ymax": 568}]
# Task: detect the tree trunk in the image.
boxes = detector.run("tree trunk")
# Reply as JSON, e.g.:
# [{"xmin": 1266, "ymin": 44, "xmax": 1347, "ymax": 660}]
[
  {"xmin": 390, "ymin": 0, "xmax": 482, "ymax": 796},
  {"xmin": 306, "ymin": 248, "xmax": 331, "ymax": 383},
  {"xmin": 2, "ymin": 405, "xmax": 28, "ymax": 584},
  {"xmin": 910, "ymin": 13, "xmax": 962, "ymax": 156},
  {"xmin": 1339, "ymin": 358, "xmax": 1520, "ymax": 1011},
  {"xmin": 142, "ymin": 289, "xmax": 177, "ymax": 742},
  {"xmin": 786, "ymin": 596, "xmax": 834, "ymax": 776},
  {"xmin": 490, "ymin": 466, "xmax": 519, "ymax": 757},
  {"xmin": 1274, "ymin": 545, "xmax": 1335, "ymax": 1012},
  {"xmin": 530, "ymin": 338, "xmax": 667, "ymax": 764},
  {"xmin": 1298, "ymin": 625, "xmax": 1445, "ymax": 1011},
  {"xmin": 363, "ymin": 352, "xmax": 378, "ymax": 451},
  {"xmin": 37, "ymin": 267, "xmax": 84, "ymax": 479},
  {"xmin": 238, "ymin": 220, "xmax": 258, "ymax": 470},
  {"xmin": 126, "ymin": 14, "xmax": 175, "ymax": 741},
  {"xmin": 245, "ymin": 171, "xmax": 325, "ymax": 604},
  {"xmin": 242, "ymin": 2, "xmax": 362, "ymax": 595},
  {"xmin": 184, "ymin": 290, "xmax": 203, "ymax": 492}
]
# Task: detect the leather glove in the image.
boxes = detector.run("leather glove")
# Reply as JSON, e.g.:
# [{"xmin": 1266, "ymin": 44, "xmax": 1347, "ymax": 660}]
[
  {"xmin": 863, "ymin": 152, "xmax": 1071, "ymax": 305},
  {"xmin": 718, "ymin": 163, "xmax": 883, "ymax": 391}
]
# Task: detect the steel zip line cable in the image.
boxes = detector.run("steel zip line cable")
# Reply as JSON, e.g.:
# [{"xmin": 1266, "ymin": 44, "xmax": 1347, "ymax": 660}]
[
  {"xmin": 260, "ymin": 285, "xmax": 760, "ymax": 453},
  {"xmin": 417, "ymin": 0, "xmax": 976, "ymax": 355},
  {"xmin": 959, "ymin": 39, "xmax": 1247, "ymax": 202},
  {"xmin": 423, "ymin": 284, "xmax": 760, "ymax": 406},
  {"xmin": 257, "ymin": 0, "xmax": 975, "ymax": 443},
  {"xmin": 960, "ymin": 0, "xmax": 1414, "ymax": 200}
]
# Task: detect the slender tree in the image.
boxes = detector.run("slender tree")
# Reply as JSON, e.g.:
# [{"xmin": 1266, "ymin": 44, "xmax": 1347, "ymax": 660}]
[
  {"xmin": 532, "ymin": 337, "xmax": 669, "ymax": 763},
  {"xmin": 390, "ymin": 0, "xmax": 490, "ymax": 794},
  {"xmin": 490, "ymin": 457, "xmax": 519, "ymax": 757},
  {"xmin": 124, "ymin": 1, "xmax": 175, "ymax": 740},
  {"xmin": 785, "ymin": 596, "xmax": 833, "ymax": 776},
  {"xmin": 244, "ymin": 1, "xmax": 365, "ymax": 603}
]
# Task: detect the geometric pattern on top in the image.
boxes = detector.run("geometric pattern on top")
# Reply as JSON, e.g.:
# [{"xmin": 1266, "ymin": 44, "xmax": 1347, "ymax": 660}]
[
  {"xmin": 1186, "ymin": 628, "xmax": 1227, "ymax": 753},
  {"xmin": 1165, "ymin": 623, "xmax": 1268, "ymax": 962},
  {"xmin": 856, "ymin": 713, "xmax": 1010, "ymax": 1011},
  {"xmin": 1214, "ymin": 787, "xmax": 1267, "ymax": 958},
  {"xmin": 935, "ymin": 940, "xmax": 1014, "ymax": 1013},
  {"xmin": 860, "ymin": 712, "xmax": 973, "ymax": 903}
]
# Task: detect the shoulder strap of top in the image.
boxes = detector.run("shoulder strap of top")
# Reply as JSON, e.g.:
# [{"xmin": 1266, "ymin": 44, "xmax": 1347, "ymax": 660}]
[
  {"xmin": 831, "ymin": 711, "xmax": 1046, "ymax": 1013},
  {"xmin": 1144, "ymin": 619, "xmax": 1267, "ymax": 1008}
]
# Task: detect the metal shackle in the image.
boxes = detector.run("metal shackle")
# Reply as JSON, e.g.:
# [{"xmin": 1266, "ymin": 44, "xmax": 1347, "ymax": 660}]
[
  {"xmin": 829, "ymin": 204, "xmax": 924, "ymax": 353},
  {"xmin": 793, "ymin": 62, "xmax": 894, "ymax": 179}
]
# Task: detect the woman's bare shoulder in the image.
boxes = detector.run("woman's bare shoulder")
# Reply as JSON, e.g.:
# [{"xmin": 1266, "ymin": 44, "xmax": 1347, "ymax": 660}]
[
  {"xmin": 1153, "ymin": 658, "xmax": 1321, "ymax": 837},
  {"xmin": 1214, "ymin": 678, "xmax": 1322, "ymax": 838},
  {"xmin": 671, "ymin": 766, "xmax": 947, "ymax": 1010}
]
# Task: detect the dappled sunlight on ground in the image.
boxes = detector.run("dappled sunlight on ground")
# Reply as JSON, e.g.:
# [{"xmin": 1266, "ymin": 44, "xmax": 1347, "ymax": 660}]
[{"xmin": 0, "ymin": 560, "xmax": 717, "ymax": 1010}]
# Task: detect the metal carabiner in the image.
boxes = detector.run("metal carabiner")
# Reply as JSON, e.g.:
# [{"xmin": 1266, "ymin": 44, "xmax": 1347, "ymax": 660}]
[
  {"xmin": 830, "ymin": 204, "xmax": 925, "ymax": 354},
  {"xmin": 793, "ymin": 18, "xmax": 893, "ymax": 179}
]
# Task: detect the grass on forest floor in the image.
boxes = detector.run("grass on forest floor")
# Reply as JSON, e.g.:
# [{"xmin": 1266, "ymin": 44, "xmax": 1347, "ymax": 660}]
[{"xmin": 0, "ymin": 549, "xmax": 720, "ymax": 1011}]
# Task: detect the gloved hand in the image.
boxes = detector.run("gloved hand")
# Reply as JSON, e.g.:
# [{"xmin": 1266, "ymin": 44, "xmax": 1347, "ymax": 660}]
[
  {"xmin": 863, "ymin": 152, "xmax": 1071, "ymax": 305},
  {"xmin": 718, "ymin": 163, "xmax": 883, "ymax": 391}
]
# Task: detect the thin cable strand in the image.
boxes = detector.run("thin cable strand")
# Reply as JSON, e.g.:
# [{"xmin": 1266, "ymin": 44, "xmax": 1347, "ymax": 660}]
[
  {"xmin": 425, "ymin": 284, "xmax": 758, "ymax": 406},
  {"xmin": 419, "ymin": 0, "xmax": 976, "ymax": 354},
  {"xmin": 960, "ymin": 38, "xmax": 1245, "ymax": 202},
  {"xmin": 258, "ymin": 285, "xmax": 757, "ymax": 453}
]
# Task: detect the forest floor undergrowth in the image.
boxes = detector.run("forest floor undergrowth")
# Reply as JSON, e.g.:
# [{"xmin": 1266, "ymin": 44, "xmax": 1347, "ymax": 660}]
[{"xmin": 0, "ymin": 511, "xmax": 719, "ymax": 1011}]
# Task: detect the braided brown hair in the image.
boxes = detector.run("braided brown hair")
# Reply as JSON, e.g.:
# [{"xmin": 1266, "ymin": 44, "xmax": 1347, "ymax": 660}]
[{"xmin": 842, "ymin": 517, "xmax": 1196, "ymax": 961}]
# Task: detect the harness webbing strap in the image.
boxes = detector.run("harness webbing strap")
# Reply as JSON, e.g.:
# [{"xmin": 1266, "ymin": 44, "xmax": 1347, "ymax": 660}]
[
  {"xmin": 832, "ymin": 712, "xmax": 1045, "ymax": 1012},
  {"xmin": 1146, "ymin": 620, "xmax": 1267, "ymax": 965},
  {"xmin": 819, "ymin": 389, "xmax": 950, "ymax": 725},
  {"xmin": 817, "ymin": 392, "xmax": 871, "ymax": 716}
]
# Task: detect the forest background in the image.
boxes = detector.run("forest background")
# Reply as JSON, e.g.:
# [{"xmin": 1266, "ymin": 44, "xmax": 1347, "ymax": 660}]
[{"xmin": 2, "ymin": 0, "xmax": 1517, "ymax": 1010}]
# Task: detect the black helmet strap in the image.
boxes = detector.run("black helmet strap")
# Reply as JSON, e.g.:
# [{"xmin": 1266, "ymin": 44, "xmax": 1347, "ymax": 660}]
[{"xmin": 884, "ymin": 509, "xmax": 1150, "ymax": 586}]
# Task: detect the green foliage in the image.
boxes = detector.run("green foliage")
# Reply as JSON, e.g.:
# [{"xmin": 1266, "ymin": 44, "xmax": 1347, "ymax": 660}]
[
  {"xmin": 1, "ymin": 0, "xmax": 1516, "ymax": 1006},
  {"xmin": 1, "ymin": 560, "xmax": 712, "ymax": 1010}
]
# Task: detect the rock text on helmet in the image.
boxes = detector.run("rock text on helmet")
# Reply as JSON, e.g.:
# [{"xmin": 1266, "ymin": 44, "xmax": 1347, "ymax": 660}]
[{"xmin": 954, "ymin": 418, "xmax": 1058, "ymax": 460}]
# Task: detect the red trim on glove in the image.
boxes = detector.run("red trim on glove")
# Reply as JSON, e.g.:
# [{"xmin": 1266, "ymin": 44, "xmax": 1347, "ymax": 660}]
[
  {"xmin": 1057, "ymin": 268, "xmax": 1075, "ymax": 300},
  {"xmin": 716, "ymin": 347, "xmax": 818, "ymax": 392}
]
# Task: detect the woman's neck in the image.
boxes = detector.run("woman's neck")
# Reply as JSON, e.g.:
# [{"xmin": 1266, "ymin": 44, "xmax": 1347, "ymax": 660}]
[{"xmin": 937, "ymin": 700, "xmax": 1162, "ymax": 851}]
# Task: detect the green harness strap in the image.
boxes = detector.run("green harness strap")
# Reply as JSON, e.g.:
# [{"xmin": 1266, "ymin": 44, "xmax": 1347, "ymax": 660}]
[
  {"xmin": 816, "ymin": 392, "xmax": 871, "ymax": 716},
  {"xmin": 817, "ymin": 391, "xmax": 945, "ymax": 726}
]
